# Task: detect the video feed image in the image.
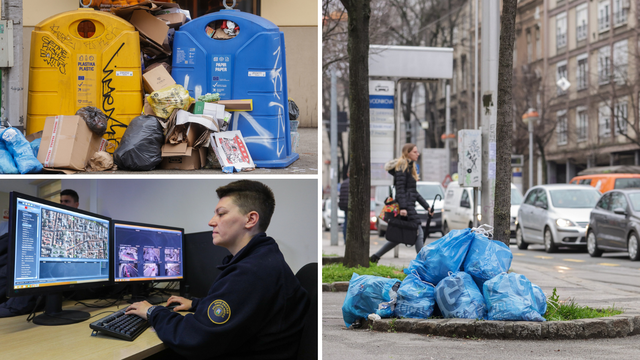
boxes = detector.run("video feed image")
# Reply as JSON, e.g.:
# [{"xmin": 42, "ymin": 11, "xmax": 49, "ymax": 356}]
[
  {"xmin": 144, "ymin": 263, "xmax": 159, "ymax": 277},
  {"xmin": 119, "ymin": 246, "xmax": 138, "ymax": 262},
  {"xmin": 165, "ymin": 248, "xmax": 180, "ymax": 262},
  {"xmin": 143, "ymin": 247, "xmax": 160, "ymax": 262},
  {"xmin": 119, "ymin": 263, "xmax": 139, "ymax": 278},
  {"xmin": 165, "ymin": 263, "xmax": 181, "ymax": 276},
  {"xmin": 40, "ymin": 208, "xmax": 108, "ymax": 259}
]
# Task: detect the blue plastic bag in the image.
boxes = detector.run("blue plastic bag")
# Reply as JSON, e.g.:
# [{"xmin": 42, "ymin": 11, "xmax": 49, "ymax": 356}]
[
  {"xmin": 30, "ymin": 138, "xmax": 41, "ymax": 158},
  {"xmin": 435, "ymin": 271, "xmax": 487, "ymax": 319},
  {"xmin": 483, "ymin": 272, "xmax": 545, "ymax": 321},
  {"xmin": 342, "ymin": 273, "xmax": 401, "ymax": 327},
  {"xmin": 405, "ymin": 228, "xmax": 474, "ymax": 284},
  {"xmin": 0, "ymin": 139, "xmax": 19, "ymax": 174},
  {"xmin": 395, "ymin": 272, "xmax": 436, "ymax": 319},
  {"xmin": 0, "ymin": 128, "xmax": 42, "ymax": 174},
  {"xmin": 531, "ymin": 284, "xmax": 547, "ymax": 316},
  {"xmin": 463, "ymin": 233, "xmax": 513, "ymax": 289}
]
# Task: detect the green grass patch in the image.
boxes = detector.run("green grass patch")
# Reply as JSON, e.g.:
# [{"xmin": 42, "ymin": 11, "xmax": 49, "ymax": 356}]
[
  {"xmin": 322, "ymin": 262, "xmax": 407, "ymax": 283},
  {"xmin": 544, "ymin": 288, "xmax": 623, "ymax": 321}
]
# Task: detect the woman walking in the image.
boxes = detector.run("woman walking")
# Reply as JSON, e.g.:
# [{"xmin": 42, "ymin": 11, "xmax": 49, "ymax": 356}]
[{"xmin": 370, "ymin": 143, "xmax": 433, "ymax": 263}]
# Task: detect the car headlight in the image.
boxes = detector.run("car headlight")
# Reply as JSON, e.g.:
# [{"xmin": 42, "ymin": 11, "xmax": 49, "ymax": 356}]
[
  {"xmin": 555, "ymin": 218, "xmax": 575, "ymax": 228},
  {"xmin": 477, "ymin": 214, "xmax": 482, "ymax": 221}
]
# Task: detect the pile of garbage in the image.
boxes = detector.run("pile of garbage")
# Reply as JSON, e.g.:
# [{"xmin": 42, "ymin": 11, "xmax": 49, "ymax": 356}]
[{"xmin": 342, "ymin": 226, "xmax": 548, "ymax": 328}]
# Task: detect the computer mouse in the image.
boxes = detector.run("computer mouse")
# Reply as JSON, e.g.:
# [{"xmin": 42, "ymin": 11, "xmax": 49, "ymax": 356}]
[{"xmin": 166, "ymin": 303, "xmax": 181, "ymax": 310}]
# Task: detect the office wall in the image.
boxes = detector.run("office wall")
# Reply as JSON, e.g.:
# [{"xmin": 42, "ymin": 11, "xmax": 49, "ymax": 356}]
[
  {"xmin": 0, "ymin": 182, "xmax": 39, "ymax": 221},
  {"xmin": 60, "ymin": 178, "xmax": 317, "ymax": 273}
]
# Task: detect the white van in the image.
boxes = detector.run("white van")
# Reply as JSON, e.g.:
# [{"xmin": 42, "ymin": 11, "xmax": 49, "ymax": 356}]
[{"xmin": 442, "ymin": 182, "xmax": 523, "ymax": 236}]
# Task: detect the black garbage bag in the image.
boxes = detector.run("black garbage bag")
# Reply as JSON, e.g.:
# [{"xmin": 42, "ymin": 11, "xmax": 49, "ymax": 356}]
[
  {"xmin": 113, "ymin": 115, "xmax": 164, "ymax": 171},
  {"xmin": 288, "ymin": 99, "xmax": 299, "ymax": 120},
  {"xmin": 76, "ymin": 106, "xmax": 108, "ymax": 136}
]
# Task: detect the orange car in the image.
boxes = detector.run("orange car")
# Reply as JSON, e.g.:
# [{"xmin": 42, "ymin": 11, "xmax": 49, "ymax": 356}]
[{"xmin": 569, "ymin": 173, "xmax": 640, "ymax": 193}]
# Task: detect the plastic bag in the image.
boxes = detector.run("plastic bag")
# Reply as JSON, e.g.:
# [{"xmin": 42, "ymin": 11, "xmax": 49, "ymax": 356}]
[
  {"xmin": 404, "ymin": 228, "xmax": 474, "ymax": 284},
  {"xmin": 30, "ymin": 138, "xmax": 41, "ymax": 158},
  {"xmin": 531, "ymin": 284, "xmax": 547, "ymax": 316},
  {"xmin": 148, "ymin": 84, "xmax": 193, "ymax": 119},
  {"xmin": 113, "ymin": 115, "xmax": 164, "ymax": 171},
  {"xmin": 435, "ymin": 271, "xmax": 487, "ymax": 319},
  {"xmin": 395, "ymin": 271, "xmax": 436, "ymax": 319},
  {"xmin": 0, "ymin": 140, "xmax": 19, "ymax": 174},
  {"xmin": 463, "ymin": 232, "xmax": 513, "ymax": 289},
  {"xmin": 288, "ymin": 98, "xmax": 299, "ymax": 120},
  {"xmin": 483, "ymin": 272, "xmax": 545, "ymax": 322},
  {"xmin": 75, "ymin": 106, "xmax": 108, "ymax": 136},
  {"xmin": 341, "ymin": 273, "xmax": 401, "ymax": 327},
  {"xmin": 0, "ymin": 128, "xmax": 43, "ymax": 174}
]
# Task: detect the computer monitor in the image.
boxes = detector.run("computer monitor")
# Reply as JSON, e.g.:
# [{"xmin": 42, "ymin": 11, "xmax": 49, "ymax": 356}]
[
  {"xmin": 112, "ymin": 220, "xmax": 184, "ymax": 302},
  {"xmin": 6, "ymin": 192, "xmax": 112, "ymax": 325}
]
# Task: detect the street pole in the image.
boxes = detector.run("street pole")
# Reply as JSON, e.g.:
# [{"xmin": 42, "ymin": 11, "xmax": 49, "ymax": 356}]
[
  {"xmin": 330, "ymin": 68, "xmax": 339, "ymax": 246},
  {"xmin": 445, "ymin": 84, "xmax": 451, "ymax": 174},
  {"xmin": 0, "ymin": 0, "xmax": 24, "ymax": 130},
  {"xmin": 480, "ymin": 0, "xmax": 500, "ymax": 229},
  {"xmin": 529, "ymin": 120, "xmax": 534, "ymax": 188}
]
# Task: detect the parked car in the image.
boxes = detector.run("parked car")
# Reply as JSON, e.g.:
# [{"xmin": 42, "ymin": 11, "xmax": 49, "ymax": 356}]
[
  {"xmin": 515, "ymin": 184, "xmax": 601, "ymax": 253},
  {"xmin": 587, "ymin": 189, "xmax": 640, "ymax": 261},
  {"xmin": 442, "ymin": 182, "xmax": 523, "ymax": 236},
  {"xmin": 374, "ymin": 182, "xmax": 445, "ymax": 237},
  {"xmin": 322, "ymin": 198, "xmax": 345, "ymax": 231},
  {"xmin": 369, "ymin": 198, "xmax": 378, "ymax": 231},
  {"xmin": 569, "ymin": 173, "xmax": 640, "ymax": 193}
]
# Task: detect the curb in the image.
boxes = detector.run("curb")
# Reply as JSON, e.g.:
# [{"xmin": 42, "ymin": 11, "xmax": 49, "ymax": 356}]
[{"xmin": 324, "ymin": 282, "xmax": 640, "ymax": 340}]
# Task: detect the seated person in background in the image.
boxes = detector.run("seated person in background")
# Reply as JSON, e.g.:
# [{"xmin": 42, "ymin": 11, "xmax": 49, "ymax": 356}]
[
  {"xmin": 59, "ymin": 189, "xmax": 79, "ymax": 209},
  {"xmin": 126, "ymin": 180, "xmax": 309, "ymax": 359}
]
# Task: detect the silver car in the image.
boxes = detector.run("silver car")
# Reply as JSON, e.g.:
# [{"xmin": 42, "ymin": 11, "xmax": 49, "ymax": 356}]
[{"xmin": 515, "ymin": 184, "xmax": 601, "ymax": 253}]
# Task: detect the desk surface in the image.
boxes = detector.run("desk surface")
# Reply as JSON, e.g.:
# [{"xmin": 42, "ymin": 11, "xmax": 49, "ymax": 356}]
[{"xmin": 0, "ymin": 300, "xmax": 168, "ymax": 360}]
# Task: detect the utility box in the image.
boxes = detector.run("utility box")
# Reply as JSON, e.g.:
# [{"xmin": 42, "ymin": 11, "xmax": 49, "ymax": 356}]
[
  {"xmin": 0, "ymin": 20, "xmax": 14, "ymax": 67},
  {"xmin": 458, "ymin": 130, "xmax": 482, "ymax": 187},
  {"xmin": 171, "ymin": 10, "xmax": 297, "ymax": 168},
  {"xmin": 27, "ymin": 9, "xmax": 143, "ymax": 152}
]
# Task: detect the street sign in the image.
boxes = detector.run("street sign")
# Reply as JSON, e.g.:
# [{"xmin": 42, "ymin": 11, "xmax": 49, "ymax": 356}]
[{"xmin": 370, "ymin": 79, "xmax": 395, "ymax": 185}]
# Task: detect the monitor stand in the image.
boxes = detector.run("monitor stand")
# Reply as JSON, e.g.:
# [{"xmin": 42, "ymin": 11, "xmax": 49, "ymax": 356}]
[
  {"xmin": 32, "ymin": 293, "xmax": 90, "ymax": 326},
  {"xmin": 128, "ymin": 283, "xmax": 165, "ymax": 305}
]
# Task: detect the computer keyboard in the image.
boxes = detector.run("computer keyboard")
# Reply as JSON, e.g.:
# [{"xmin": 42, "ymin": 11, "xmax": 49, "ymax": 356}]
[{"xmin": 90, "ymin": 307, "xmax": 150, "ymax": 341}]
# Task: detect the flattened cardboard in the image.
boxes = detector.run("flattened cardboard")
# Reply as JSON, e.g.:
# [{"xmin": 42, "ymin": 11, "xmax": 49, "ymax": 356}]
[
  {"xmin": 129, "ymin": 10, "xmax": 170, "ymax": 47},
  {"xmin": 25, "ymin": 131, "xmax": 43, "ymax": 142},
  {"xmin": 143, "ymin": 65, "xmax": 176, "ymax": 93},
  {"xmin": 37, "ymin": 115, "xmax": 104, "ymax": 171},
  {"xmin": 156, "ymin": 13, "xmax": 186, "ymax": 28}
]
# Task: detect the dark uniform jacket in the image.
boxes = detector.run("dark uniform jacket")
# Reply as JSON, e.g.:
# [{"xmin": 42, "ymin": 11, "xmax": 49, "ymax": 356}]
[
  {"xmin": 338, "ymin": 178, "xmax": 350, "ymax": 211},
  {"xmin": 149, "ymin": 233, "xmax": 309, "ymax": 360},
  {"xmin": 389, "ymin": 160, "xmax": 430, "ymax": 225}
]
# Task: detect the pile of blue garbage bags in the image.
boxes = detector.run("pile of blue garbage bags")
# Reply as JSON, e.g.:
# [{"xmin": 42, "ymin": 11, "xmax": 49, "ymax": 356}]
[
  {"xmin": 0, "ymin": 127, "xmax": 42, "ymax": 174},
  {"xmin": 342, "ymin": 228, "xmax": 548, "ymax": 328}
]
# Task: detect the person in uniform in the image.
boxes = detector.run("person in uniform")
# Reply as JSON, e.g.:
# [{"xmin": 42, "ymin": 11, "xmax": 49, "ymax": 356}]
[{"xmin": 126, "ymin": 180, "xmax": 309, "ymax": 359}]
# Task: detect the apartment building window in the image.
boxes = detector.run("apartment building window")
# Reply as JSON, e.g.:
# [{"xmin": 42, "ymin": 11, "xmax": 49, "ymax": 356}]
[
  {"xmin": 613, "ymin": 0, "xmax": 629, "ymax": 26},
  {"xmin": 614, "ymin": 100, "xmax": 628, "ymax": 135},
  {"xmin": 598, "ymin": 46, "xmax": 611, "ymax": 84},
  {"xmin": 556, "ymin": 13, "xmax": 567, "ymax": 48},
  {"xmin": 599, "ymin": 104, "xmax": 611, "ymax": 137},
  {"xmin": 576, "ymin": 107, "xmax": 588, "ymax": 141},
  {"xmin": 556, "ymin": 61, "xmax": 568, "ymax": 95},
  {"xmin": 527, "ymin": 30, "xmax": 532, "ymax": 63},
  {"xmin": 557, "ymin": 111, "xmax": 568, "ymax": 145},
  {"xmin": 576, "ymin": 4, "xmax": 588, "ymax": 41},
  {"xmin": 613, "ymin": 39, "xmax": 628, "ymax": 84},
  {"xmin": 598, "ymin": 1, "xmax": 610, "ymax": 32},
  {"xmin": 577, "ymin": 54, "xmax": 588, "ymax": 90},
  {"xmin": 535, "ymin": 27, "xmax": 541, "ymax": 59}
]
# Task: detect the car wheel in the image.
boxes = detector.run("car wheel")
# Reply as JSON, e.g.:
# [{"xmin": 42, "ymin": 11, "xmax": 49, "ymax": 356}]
[
  {"xmin": 544, "ymin": 227, "xmax": 557, "ymax": 253},
  {"xmin": 628, "ymin": 232, "xmax": 640, "ymax": 261},
  {"xmin": 587, "ymin": 231, "xmax": 603, "ymax": 257},
  {"xmin": 516, "ymin": 226, "xmax": 528, "ymax": 250},
  {"xmin": 443, "ymin": 221, "xmax": 450, "ymax": 235}
]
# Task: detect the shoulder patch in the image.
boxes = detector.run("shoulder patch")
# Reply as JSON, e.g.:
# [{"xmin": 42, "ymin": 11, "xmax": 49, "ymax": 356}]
[{"xmin": 208, "ymin": 299, "xmax": 231, "ymax": 325}]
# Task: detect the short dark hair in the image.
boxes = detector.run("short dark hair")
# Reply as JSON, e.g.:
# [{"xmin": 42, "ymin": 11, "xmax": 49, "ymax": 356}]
[
  {"xmin": 60, "ymin": 189, "xmax": 79, "ymax": 203},
  {"xmin": 216, "ymin": 180, "xmax": 275, "ymax": 232}
]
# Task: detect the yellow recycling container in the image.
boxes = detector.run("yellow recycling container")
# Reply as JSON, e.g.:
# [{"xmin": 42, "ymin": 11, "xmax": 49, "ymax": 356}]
[{"xmin": 27, "ymin": 8, "xmax": 143, "ymax": 151}]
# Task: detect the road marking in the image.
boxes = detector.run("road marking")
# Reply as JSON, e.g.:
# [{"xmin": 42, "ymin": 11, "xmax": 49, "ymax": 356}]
[
  {"xmin": 513, "ymin": 253, "xmax": 525, "ymax": 256},
  {"xmin": 563, "ymin": 259, "xmax": 585, "ymax": 263},
  {"xmin": 598, "ymin": 263, "xmax": 620, "ymax": 267},
  {"xmin": 556, "ymin": 266, "xmax": 570, "ymax": 270},
  {"xmin": 534, "ymin": 256, "xmax": 553, "ymax": 259}
]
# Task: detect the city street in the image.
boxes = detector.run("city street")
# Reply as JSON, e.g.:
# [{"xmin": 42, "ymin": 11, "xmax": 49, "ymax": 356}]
[{"xmin": 323, "ymin": 230, "xmax": 640, "ymax": 359}]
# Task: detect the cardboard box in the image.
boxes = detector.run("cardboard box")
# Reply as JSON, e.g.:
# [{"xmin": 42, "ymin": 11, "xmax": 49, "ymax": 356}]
[
  {"xmin": 156, "ymin": 12, "xmax": 186, "ymax": 28},
  {"xmin": 193, "ymin": 102, "xmax": 225, "ymax": 121},
  {"xmin": 216, "ymin": 100, "xmax": 253, "ymax": 111},
  {"xmin": 143, "ymin": 65, "xmax": 176, "ymax": 93},
  {"xmin": 129, "ymin": 10, "xmax": 169, "ymax": 47},
  {"xmin": 37, "ymin": 116, "xmax": 106, "ymax": 171},
  {"xmin": 160, "ymin": 147, "xmax": 207, "ymax": 170},
  {"xmin": 211, "ymin": 130, "xmax": 255, "ymax": 171},
  {"xmin": 160, "ymin": 112, "xmax": 217, "ymax": 170}
]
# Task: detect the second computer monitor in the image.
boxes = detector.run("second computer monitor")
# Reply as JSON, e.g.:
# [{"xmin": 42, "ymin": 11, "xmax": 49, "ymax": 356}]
[{"xmin": 112, "ymin": 220, "xmax": 184, "ymax": 283}]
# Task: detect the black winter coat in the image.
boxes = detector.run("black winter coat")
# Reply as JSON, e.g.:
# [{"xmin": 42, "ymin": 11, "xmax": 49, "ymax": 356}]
[
  {"xmin": 338, "ymin": 178, "xmax": 349, "ymax": 211},
  {"xmin": 390, "ymin": 161, "xmax": 430, "ymax": 225}
]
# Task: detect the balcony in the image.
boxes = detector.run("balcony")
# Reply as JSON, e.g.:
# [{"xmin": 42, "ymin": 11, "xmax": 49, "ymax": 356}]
[
  {"xmin": 614, "ymin": 10, "xmax": 628, "ymax": 26},
  {"xmin": 556, "ymin": 33, "xmax": 567, "ymax": 48},
  {"xmin": 576, "ymin": 24, "xmax": 587, "ymax": 41},
  {"xmin": 598, "ymin": 16, "xmax": 610, "ymax": 32}
]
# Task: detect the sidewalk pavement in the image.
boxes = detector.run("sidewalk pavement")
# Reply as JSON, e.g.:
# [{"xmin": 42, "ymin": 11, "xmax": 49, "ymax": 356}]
[{"xmin": 322, "ymin": 231, "xmax": 640, "ymax": 314}]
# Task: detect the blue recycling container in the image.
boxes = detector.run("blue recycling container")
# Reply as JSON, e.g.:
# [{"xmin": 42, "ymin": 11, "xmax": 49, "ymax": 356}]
[{"xmin": 172, "ymin": 10, "xmax": 298, "ymax": 168}]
